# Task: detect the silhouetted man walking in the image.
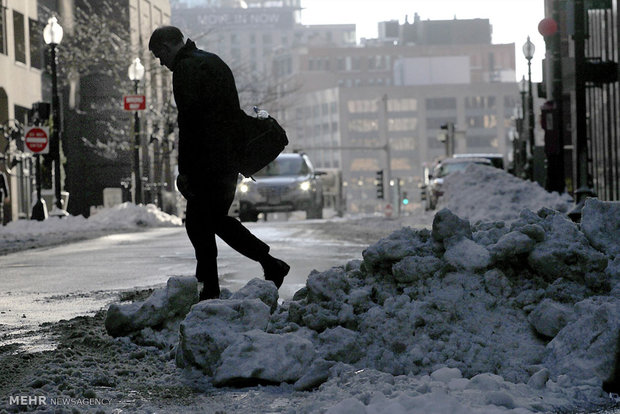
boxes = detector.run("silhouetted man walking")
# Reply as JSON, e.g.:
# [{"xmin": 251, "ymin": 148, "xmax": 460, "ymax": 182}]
[{"xmin": 149, "ymin": 26, "xmax": 289, "ymax": 300}]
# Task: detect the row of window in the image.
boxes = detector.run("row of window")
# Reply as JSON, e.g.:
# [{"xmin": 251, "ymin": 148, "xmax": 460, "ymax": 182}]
[
  {"xmin": 346, "ymin": 96, "xmax": 516, "ymax": 114},
  {"xmin": 307, "ymin": 55, "xmax": 393, "ymax": 72},
  {"xmin": 0, "ymin": 9, "xmax": 46, "ymax": 69},
  {"xmin": 295, "ymin": 102, "xmax": 339, "ymax": 119},
  {"xmin": 347, "ymin": 98, "xmax": 419, "ymax": 114}
]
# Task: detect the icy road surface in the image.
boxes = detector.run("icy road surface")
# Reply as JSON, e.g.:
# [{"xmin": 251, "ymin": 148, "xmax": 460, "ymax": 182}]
[{"xmin": 0, "ymin": 220, "xmax": 368, "ymax": 351}]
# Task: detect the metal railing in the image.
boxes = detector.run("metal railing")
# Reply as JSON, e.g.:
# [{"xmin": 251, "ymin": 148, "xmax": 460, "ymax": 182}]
[{"xmin": 584, "ymin": 2, "xmax": 619, "ymax": 200}]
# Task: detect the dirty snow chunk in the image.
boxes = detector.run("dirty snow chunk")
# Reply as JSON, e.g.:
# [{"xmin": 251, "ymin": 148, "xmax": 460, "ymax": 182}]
[
  {"xmin": 527, "ymin": 368, "xmax": 550, "ymax": 389},
  {"xmin": 362, "ymin": 227, "xmax": 433, "ymax": 270},
  {"xmin": 485, "ymin": 391, "xmax": 516, "ymax": 409},
  {"xmin": 431, "ymin": 367, "xmax": 463, "ymax": 383},
  {"xmin": 213, "ymin": 329, "xmax": 315, "ymax": 386},
  {"xmin": 483, "ymin": 269, "xmax": 512, "ymax": 297},
  {"xmin": 544, "ymin": 296, "xmax": 620, "ymax": 385},
  {"xmin": 392, "ymin": 255, "xmax": 442, "ymax": 283},
  {"xmin": 488, "ymin": 231, "xmax": 536, "ymax": 262},
  {"xmin": 318, "ymin": 326, "xmax": 363, "ymax": 364},
  {"xmin": 306, "ymin": 267, "xmax": 352, "ymax": 302},
  {"xmin": 432, "ymin": 208, "xmax": 472, "ymax": 243},
  {"xmin": 105, "ymin": 276, "xmax": 197, "ymax": 337},
  {"xmin": 175, "ymin": 298, "xmax": 270, "ymax": 375},
  {"xmin": 230, "ymin": 278, "xmax": 279, "ymax": 313},
  {"xmin": 293, "ymin": 358, "xmax": 336, "ymax": 391},
  {"xmin": 444, "ymin": 238, "xmax": 490, "ymax": 272},
  {"xmin": 581, "ymin": 198, "xmax": 620, "ymax": 259},
  {"xmin": 526, "ymin": 209, "xmax": 608, "ymax": 282},
  {"xmin": 472, "ymin": 221, "xmax": 510, "ymax": 246},
  {"xmin": 528, "ymin": 299, "xmax": 575, "ymax": 338}
]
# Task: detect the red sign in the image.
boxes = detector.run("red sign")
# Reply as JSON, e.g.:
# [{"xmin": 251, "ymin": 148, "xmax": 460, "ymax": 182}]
[
  {"xmin": 24, "ymin": 126, "xmax": 50, "ymax": 154},
  {"xmin": 123, "ymin": 95, "xmax": 146, "ymax": 111}
]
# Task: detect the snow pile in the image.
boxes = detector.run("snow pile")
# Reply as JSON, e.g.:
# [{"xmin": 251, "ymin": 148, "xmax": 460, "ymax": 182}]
[
  {"xmin": 0, "ymin": 203, "xmax": 181, "ymax": 254},
  {"xmin": 105, "ymin": 198, "xmax": 620, "ymax": 413},
  {"xmin": 88, "ymin": 202, "xmax": 182, "ymax": 228},
  {"xmin": 438, "ymin": 164, "xmax": 572, "ymax": 223},
  {"xmin": 105, "ymin": 276, "xmax": 197, "ymax": 346}
]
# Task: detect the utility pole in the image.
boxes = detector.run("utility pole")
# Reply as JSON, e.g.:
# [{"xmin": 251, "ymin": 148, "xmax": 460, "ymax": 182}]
[{"xmin": 380, "ymin": 94, "xmax": 393, "ymax": 208}]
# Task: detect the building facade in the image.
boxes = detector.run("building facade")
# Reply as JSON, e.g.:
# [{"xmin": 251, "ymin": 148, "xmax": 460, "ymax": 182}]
[
  {"xmin": 286, "ymin": 21, "xmax": 519, "ymax": 213},
  {"xmin": 0, "ymin": 0, "xmax": 44, "ymax": 222},
  {"xmin": 41, "ymin": 0, "xmax": 172, "ymax": 218}
]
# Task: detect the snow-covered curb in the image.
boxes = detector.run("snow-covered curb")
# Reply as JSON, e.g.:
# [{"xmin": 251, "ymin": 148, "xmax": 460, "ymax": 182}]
[{"xmin": 0, "ymin": 203, "xmax": 181, "ymax": 255}]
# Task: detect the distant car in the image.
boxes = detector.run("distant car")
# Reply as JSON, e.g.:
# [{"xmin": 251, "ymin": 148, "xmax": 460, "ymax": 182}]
[
  {"xmin": 425, "ymin": 157, "xmax": 492, "ymax": 210},
  {"xmin": 452, "ymin": 153, "xmax": 504, "ymax": 169},
  {"xmin": 236, "ymin": 153, "xmax": 324, "ymax": 222}
]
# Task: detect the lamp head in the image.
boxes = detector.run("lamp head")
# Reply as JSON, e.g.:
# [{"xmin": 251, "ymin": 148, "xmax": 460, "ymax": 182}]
[
  {"xmin": 43, "ymin": 16, "xmax": 63, "ymax": 46},
  {"xmin": 128, "ymin": 57, "xmax": 145, "ymax": 81},
  {"xmin": 522, "ymin": 36, "xmax": 535, "ymax": 61}
]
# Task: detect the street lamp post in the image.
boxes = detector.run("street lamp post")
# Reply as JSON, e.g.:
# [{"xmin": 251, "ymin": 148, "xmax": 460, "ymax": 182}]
[
  {"xmin": 43, "ymin": 16, "xmax": 67, "ymax": 216},
  {"xmin": 516, "ymin": 75, "xmax": 528, "ymax": 179},
  {"xmin": 128, "ymin": 57, "xmax": 145, "ymax": 204},
  {"xmin": 523, "ymin": 36, "xmax": 536, "ymax": 181}
]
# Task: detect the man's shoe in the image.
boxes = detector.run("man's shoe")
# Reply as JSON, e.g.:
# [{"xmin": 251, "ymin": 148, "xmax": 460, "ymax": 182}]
[{"xmin": 263, "ymin": 258, "xmax": 290, "ymax": 289}]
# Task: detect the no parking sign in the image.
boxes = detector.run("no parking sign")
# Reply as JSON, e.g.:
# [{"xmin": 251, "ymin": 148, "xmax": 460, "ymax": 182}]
[{"xmin": 24, "ymin": 126, "xmax": 50, "ymax": 154}]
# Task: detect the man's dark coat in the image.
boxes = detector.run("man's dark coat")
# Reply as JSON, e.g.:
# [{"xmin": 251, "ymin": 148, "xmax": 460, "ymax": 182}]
[{"xmin": 171, "ymin": 39, "xmax": 243, "ymax": 183}]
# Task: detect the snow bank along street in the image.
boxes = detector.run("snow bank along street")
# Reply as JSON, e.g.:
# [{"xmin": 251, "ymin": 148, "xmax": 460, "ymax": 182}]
[
  {"xmin": 1, "ymin": 165, "xmax": 620, "ymax": 413},
  {"xmin": 0, "ymin": 203, "xmax": 183, "ymax": 256}
]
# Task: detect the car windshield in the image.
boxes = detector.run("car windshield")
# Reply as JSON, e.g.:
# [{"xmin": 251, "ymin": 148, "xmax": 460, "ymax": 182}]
[
  {"xmin": 254, "ymin": 157, "xmax": 309, "ymax": 177},
  {"xmin": 436, "ymin": 161, "xmax": 486, "ymax": 178}
]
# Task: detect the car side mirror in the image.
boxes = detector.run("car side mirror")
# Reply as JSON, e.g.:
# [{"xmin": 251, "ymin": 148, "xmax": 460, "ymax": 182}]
[{"xmin": 314, "ymin": 171, "xmax": 327, "ymax": 176}]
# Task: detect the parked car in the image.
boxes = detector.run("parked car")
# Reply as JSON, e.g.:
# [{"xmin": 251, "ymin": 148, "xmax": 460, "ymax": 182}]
[
  {"xmin": 236, "ymin": 153, "xmax": 324, "ymax": 221},
  {"xmin": 452, "ymin": 153, "xmax": 504, "ymax": 169},
  {"xmin": 425, "ymin": 157, "xmax": 492, "ymax": 210}
]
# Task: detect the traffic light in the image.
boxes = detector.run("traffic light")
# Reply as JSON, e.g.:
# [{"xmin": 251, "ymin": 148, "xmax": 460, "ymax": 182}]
[
  {"xmin": 402, "ymin": 191, "xmax": 409, "ymax": 205},
  {"xmin": 28, "ymin": 102, "xmax": 51, "ymax": 126},
  {"xmin": 375, "ymin": 170, "xmax": 384, "ymax": 199}
]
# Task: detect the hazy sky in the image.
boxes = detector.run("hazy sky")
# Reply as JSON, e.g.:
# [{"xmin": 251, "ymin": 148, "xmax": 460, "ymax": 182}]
[{"xmin": 299, "ymin": 0, "xmax": 546, "ymax": 83}]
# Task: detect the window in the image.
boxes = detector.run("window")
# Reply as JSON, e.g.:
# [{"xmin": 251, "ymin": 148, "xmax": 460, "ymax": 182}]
[
  {"xmin": 388, "ymin": 98, "xmax": 417, "ymax": 112},
  {"xmin": 13, "ymin": 11, "xmax": 26, "ymax": 64},
  {"xmin": 425, "ymin": 97, "xmax": 456, "ymax": 111},
  {"xmin": 347, "ymin": 100, "xmax": 378, "ymax": 113},
  {"xmin": 348, "ymin": 119, "xmax": 378, "ymax": 132},
  {"xmin": 466, "ymin": 96, "xmax": 497, "ymax": 109},
  {"xmin": 0, "ymin": 6, "xmax": 6, "ymax": 55},
  {"xmin": 426, "ymin": 117, "xmax": 457, "ymax": 129},
  {"xmin": 29, "ymin": 18, "xmax": 43, "ymax": 69},
  {"xmin": 388, "ymin": 118, "xmax": 418, "ymax": 132}
]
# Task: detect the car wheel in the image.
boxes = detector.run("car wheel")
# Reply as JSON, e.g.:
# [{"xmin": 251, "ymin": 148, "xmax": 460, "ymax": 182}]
[
  {"xmin": 239, "ymin": 204, "xmax": 259, "ymax": 222},
  {"xmin": 306, "ymin": 197, "xmax": 323, "ymax": 219}
]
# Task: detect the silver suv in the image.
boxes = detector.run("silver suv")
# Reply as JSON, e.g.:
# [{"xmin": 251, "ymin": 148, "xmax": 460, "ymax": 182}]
[{"xmin": 237, "ymin": 153, "xmax": 324, "ymax": 221}]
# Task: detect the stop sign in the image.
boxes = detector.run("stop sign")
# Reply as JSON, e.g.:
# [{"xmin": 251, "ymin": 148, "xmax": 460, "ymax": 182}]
[{"xmin": 24, "ymin": 126, "xmax": 50, "ymax": 154}]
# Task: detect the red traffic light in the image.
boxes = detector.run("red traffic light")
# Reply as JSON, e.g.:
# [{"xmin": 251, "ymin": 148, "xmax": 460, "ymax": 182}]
[{"xmin": 538, "ymin": 18, "xmax": 558, "ymax": 37}]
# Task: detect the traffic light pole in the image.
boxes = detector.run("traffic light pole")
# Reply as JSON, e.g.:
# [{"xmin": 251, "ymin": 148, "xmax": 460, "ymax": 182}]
[{"xmin": 381, "ymin": 95, "xmax": 394, "ymax": 209}]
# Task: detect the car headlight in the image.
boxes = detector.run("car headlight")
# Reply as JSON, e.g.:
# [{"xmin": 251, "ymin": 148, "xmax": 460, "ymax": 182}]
[
  {"xmin": 239, "ymin": 183, "xmax": 249, "ymax": 193},
  {"xmin": 299, "ymin": 181, "xmax": 311, "ymax": 191}
]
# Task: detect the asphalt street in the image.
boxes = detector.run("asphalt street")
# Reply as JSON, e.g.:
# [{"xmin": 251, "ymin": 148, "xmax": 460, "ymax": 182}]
[{"xmin": 0, "ymin": 221, "xmax": 368, "ymax": 350}]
